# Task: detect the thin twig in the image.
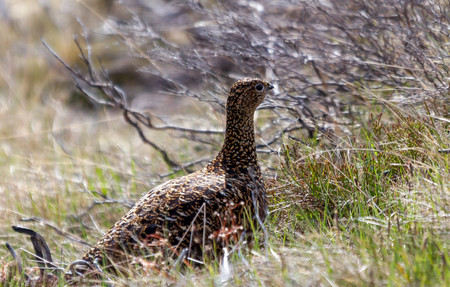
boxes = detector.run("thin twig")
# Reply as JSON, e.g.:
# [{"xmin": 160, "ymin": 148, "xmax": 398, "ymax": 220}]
[
  {"xmin": 20, "ymin": 217, "xmax": 91, "ymax": 247},
  {"xmin": 248, "ymin": 167, "xmax": 269, "ymax": 257}
]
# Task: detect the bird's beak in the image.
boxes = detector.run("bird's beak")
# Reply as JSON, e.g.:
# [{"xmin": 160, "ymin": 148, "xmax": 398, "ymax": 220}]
[{"xmin": 268, "ymin": 84, "xmax": 274, "ymax": 90}]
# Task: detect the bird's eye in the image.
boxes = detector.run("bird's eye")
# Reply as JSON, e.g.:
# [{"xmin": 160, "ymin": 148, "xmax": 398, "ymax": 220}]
[{"xmin": 255, "ymin": 83, "xmax": 265, "ymax": 92}]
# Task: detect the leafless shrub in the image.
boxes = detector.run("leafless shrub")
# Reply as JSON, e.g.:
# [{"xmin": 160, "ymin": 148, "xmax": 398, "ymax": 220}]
[{"xmin": 49, "ymin": 0, "xmax": 449, "ymax": 169}]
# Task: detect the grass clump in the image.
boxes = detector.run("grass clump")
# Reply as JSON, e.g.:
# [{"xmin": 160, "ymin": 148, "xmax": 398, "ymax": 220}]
[{"xmin": 271, "ymin": 102, "xmax": 449, "ymax": 286}]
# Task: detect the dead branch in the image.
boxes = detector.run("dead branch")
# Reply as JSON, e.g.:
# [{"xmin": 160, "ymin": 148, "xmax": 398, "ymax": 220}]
[{"xmin": 11, "ymin": 225, "xmax": 64, "ymax": 275}]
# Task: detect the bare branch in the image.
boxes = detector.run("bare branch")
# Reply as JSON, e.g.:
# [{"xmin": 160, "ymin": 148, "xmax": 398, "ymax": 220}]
[
  {"xmin": 19, "ymin": 217, "xmax": 91, "ymax": 247},
  {"xmin": 11, "ymin": 225, "xmax": 64, "ymax": 274}
]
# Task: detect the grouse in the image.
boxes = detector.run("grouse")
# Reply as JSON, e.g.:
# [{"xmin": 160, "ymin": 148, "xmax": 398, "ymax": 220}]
[{"xmin": 67, "ymin": 78, "xmax": 273, "ymax": 279}]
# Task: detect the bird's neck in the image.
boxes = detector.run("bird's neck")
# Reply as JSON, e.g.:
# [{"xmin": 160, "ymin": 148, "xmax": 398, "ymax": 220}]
[{"xmin": 215, "ymin": 112, "xmax": 260, "ymax": 176}]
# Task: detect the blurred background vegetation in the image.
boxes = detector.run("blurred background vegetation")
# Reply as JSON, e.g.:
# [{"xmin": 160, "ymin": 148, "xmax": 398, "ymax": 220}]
[{"xmin": 0, "ymin": 0, "xmax": 449, "ymax": 286}]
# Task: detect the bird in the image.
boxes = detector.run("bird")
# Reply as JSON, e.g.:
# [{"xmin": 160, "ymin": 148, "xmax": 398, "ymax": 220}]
[{"xmin": 66, "ymin": 78, "xmax": 273, "ymax": 279}]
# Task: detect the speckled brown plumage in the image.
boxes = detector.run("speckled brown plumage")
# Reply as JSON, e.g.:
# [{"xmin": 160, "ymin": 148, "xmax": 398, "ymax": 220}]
[{"xmin": 68, "ymin": 78, "xmax": 273, "ymax": 278}]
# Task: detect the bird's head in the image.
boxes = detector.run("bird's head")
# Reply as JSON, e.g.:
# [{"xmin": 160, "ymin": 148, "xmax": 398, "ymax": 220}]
[{"xmin": 227, "ymin": 78, "xmax": 274, "ymax": 115}]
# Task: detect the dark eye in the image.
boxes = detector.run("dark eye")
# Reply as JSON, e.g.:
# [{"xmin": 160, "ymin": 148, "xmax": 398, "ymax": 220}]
[{"xmin": 255, "ymin": 83, "xmax": 265, "ymax": 92}]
